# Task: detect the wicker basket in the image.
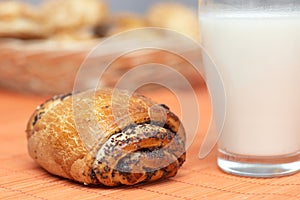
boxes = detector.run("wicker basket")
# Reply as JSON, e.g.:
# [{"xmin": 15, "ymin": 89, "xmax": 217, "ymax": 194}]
[{"xmin": 0, "ymin": 37, "xmax": 204, "ymax": 96}]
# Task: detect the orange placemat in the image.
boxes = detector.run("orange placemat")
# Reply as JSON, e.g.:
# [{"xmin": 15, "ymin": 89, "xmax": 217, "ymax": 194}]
[{"xmin": 0, "ymin": 88, "xmax": 299, "ymax": 200}]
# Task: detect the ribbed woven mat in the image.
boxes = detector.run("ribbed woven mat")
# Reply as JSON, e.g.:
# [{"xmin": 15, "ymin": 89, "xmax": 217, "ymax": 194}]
[{"xmin": 0, "ymin": 88, "xmax": 299, "ymax": 200}]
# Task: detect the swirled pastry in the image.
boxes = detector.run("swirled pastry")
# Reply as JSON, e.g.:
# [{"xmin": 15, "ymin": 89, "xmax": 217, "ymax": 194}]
[{"xmin": 26, "ymin": 89, "xmax": 186, "ymax": 186}]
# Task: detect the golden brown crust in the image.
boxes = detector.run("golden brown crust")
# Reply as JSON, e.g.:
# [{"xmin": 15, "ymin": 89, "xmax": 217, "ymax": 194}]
[
  {"xmin": 42, "ymin": 0, "xmax": 107, "ymax": 38},
  {"xmin": 27, "ymin": 89, "xmax": 186, "ymax": 186},
  {"xmin": 0, "ymin": 0, "xmax": 107, "ymax": 40},
  {"xmin": 0, "ymin": 1, "xmax": 47, "ymax": 39}
]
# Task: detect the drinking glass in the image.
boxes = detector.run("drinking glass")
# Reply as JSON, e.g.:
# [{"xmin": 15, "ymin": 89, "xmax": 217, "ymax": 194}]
[{"xmin": 199, "ymin": 0, "xmax": 300, "ymax": 177}]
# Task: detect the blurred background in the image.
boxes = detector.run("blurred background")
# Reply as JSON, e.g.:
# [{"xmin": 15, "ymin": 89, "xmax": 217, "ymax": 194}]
[
  {"xmin": 97, "ymin": 0, "xmax": 197, "ymax": 14},
  {"xmin": 0, "ymin": 0, "xmax": 203, "ymax": 95},
  {"xmin": 27, "ymin": 0, "xmax": 198, "ymax": 13}
]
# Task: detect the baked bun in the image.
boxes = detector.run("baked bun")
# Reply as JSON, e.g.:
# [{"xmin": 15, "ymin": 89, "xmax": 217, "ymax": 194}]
[
  {"xmin": 0, "ymin": 1, "xmax": 47, "ymax": 39},
  {"xmin": 0, "ymin": 0, "xmax": 107, "ymax": 40},
  {"xmin": 147, "ymin": 3, "xmax": 200, "ymax": 41},
  {"xmin": 26, "ymin": 89, "xmax": 186, "ymax": 186}
]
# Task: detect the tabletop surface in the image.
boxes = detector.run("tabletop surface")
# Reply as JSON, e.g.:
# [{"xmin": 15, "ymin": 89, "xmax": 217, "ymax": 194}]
[{"xmin": 0, "ymin": 88, "xmax": 299, "ymax": 200}]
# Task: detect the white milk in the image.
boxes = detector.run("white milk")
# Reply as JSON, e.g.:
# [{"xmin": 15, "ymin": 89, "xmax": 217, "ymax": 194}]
[{"xmin": 200, "ymin": 10, "xmax": 300, "ymax": 156}]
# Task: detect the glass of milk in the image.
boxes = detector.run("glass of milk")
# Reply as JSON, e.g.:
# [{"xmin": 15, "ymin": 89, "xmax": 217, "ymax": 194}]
[{"xmin": 199, "ymin": 0, "xmax": 300, "ymax": 177}]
